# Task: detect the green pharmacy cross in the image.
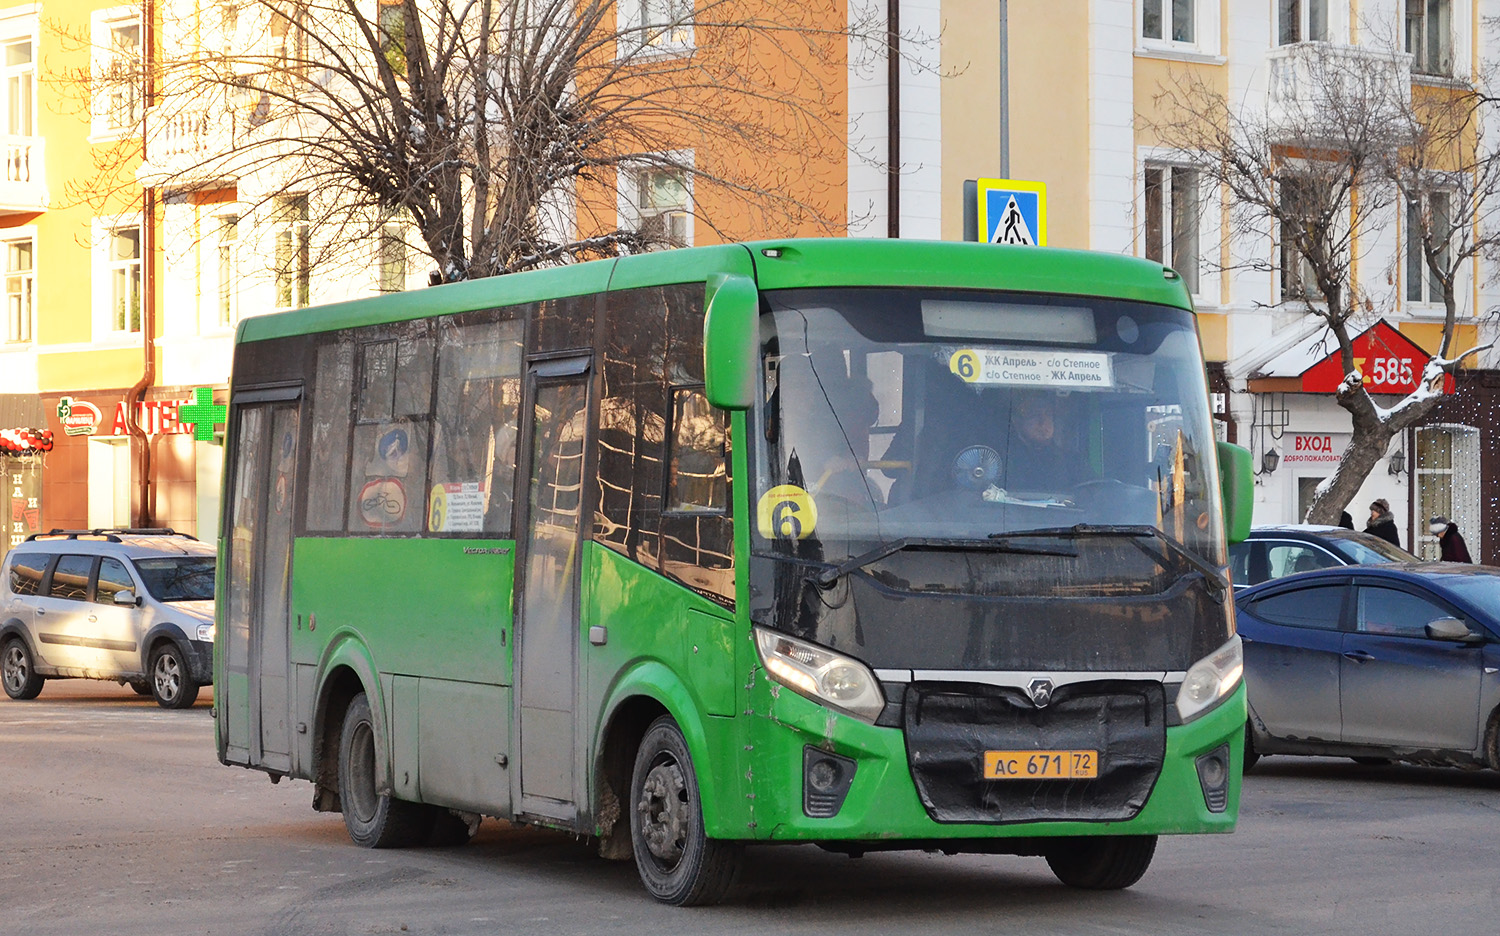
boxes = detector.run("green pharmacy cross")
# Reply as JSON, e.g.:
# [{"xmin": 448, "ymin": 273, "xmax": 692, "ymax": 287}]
[{"xmin": 179, "ymin": 388, "xmax": 227, "ymax": 441}]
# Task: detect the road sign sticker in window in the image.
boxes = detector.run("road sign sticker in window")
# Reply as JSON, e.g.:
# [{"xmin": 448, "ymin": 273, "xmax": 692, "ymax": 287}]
[{"xmin": 948, "ymin": 348, "xmax": 1114, "ymax": 388}]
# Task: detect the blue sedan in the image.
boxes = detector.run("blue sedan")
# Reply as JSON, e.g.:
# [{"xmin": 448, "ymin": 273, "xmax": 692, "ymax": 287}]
[{"xmin": 1237, "ymin": 563, "xmax": 1500, "ymax": 771}]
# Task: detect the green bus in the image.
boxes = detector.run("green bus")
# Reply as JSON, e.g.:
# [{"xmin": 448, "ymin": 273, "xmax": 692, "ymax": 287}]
[{"xmin": 216, "ymin": 239, "xmax": 1253, "ymax": 905}]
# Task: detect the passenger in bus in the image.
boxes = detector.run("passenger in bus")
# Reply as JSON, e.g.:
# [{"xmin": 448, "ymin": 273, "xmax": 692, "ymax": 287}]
[
  {"xmin": 1002, "ymin": 392, "xmax": 1084, "ymax": 493},
  {"xmin": 806, "ymin": 371, "xmax": 883, "ymax": 508}
]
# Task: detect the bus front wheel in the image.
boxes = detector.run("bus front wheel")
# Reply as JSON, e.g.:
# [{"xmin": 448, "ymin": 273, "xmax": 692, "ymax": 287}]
[
  {"xmin": 338, "ymin": 692, "xmax": 430, "ymax": 848},
  {"xmin": 1044, "ymin": 835, "xmax": 1157, "ymax": 890},
  {"xmin": 629, "ymin": 715, "xmax": 742, "ymax": 906}
]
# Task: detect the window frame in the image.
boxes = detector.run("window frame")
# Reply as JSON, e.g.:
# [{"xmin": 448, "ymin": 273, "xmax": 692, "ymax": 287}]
[
  {"xmin": 1404, "ymin": 187, "xmax": 1454, "ymax": 308},
  {"xmin": 1353, "ymin": 580, "xmax": 1465, "ymax": 639},
  {"xmin": 273, "ymin": 194, "xmax": 311, "ymax": 311},
  {"xmin": 90, "ymin": 7, "xmax": 142, "ymax": 140},
  {"xmin": 96, "ymin": 222, "xmax": 143, "ymax": 336},
  {"xmin": 2, "ymin": 34, "xmax": 34, "ymax": 138},
  {"xmin": 1406, "ymin": 0, "xmax": 1454, "ymax": 77},
  {"xmin": 3, "ymin": 231, "xmax": 34, "ymax": 345},
  {"xmin": 617, "ymin": 0, "xmax": 695, "ymax": 60},
  {"xmin": 1277, "ymin": 0, "xmax": 1332, "ymax": 45},
  {"xmin": 215, "ymin": 211, "xmax": 240, "ymax": 330},
  {"xmin": 620, "ymin": 159, "xmax": 694, "ymax": 251},
  {"xmin": 1245, "ymin": 580, "xmax": 1352, "ymax": 631},
  {"xmin": 1142, "ymin": 161, "xmax": 1202, "ymax": 298}
]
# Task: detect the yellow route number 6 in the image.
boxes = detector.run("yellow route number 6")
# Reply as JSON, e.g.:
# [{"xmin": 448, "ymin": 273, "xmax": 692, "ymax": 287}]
[{"xmin": 756, "ymin": 485, "xmax": 818, "ymax": 539}]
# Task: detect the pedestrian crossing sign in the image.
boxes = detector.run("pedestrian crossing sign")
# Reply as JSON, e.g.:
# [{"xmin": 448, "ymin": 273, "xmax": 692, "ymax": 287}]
[{"xmin": 976, "ymin": 178, "xmax": 1047, "ymax": 246}]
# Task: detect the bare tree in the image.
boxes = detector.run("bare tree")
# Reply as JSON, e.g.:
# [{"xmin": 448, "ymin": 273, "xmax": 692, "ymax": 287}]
[
  {"xmin": 1145, "ymin": 42, "xmax": 1500, "ymax": 524},
  {"xmin": 58, "ymin": 0, "xmax": 895, "ymax": 284}
]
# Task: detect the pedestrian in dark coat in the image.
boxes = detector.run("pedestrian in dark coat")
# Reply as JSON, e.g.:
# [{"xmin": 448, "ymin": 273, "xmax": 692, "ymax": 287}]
[
  {"xmin": 1430, "ymin": 516, "xmax": 1474, "ymax": 563},
  {"xmin": 1365, "ymin": 499, "xmax": 1402, "ymax": 547},
  {"xmin": 1338, "ymin": 511, "xmax": 1354, "ymax": 530}
]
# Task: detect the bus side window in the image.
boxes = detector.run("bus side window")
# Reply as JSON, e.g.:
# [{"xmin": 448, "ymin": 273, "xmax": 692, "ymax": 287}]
[
  {"xmin": 429, "ymin": 314, "xmax": 523, "ymax": 535},
  {"xmin": 666, "ymin": 387, "xmax": 726, "ymax": 513},
  {"xmin": 305, "ymin": 340, "xmax": 354, "ymax": 532},
  {"xmin": 347, "ymin": 324, "xmax": 434, "ymax": 535}
]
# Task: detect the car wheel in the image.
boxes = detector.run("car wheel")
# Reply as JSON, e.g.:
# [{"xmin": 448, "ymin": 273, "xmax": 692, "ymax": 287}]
[
  {"xmin": 149, "ymin": 643, "xmax": 200, "ymax": 709},
  {"xmin": 1485, "ymin": 709, "xmax": 1500, "ymax": 772},
  {"xmin": 337, "ymin": 692, "xmax": 430, "ymax": 848},
  {"xmin": 1, "ymin": 637, "xmax": 44, "ymax": 700},
  {"xmin": 1045, "ymin": 835, "xmax": 1158, "ymax": 890},
  {"xmin": 1243, "ymin": 724, "xmax": 1260, "ymax": 773},
  {"xmin": 1350, "ymin": 757, "xmax": 1391, "ymax": 766},
  {"xmin": 629, "ymin": 715, "xmax": 742, "ymax": 906}
]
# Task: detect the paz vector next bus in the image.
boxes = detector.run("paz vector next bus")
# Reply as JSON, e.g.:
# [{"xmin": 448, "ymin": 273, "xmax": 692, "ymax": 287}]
[{"xmin": 216, "ymin": 239, "xmax": 1254, "ymax": 905}]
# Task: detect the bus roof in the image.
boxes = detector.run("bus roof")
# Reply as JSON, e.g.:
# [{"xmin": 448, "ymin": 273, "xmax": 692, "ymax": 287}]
[{"xmin": 235, "ymin": 239, "xmax": 1192, "ymax": 344}]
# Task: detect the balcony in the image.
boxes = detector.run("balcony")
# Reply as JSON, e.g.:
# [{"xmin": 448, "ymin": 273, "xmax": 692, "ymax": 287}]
[
  {"xmin": 140, "ymin": 100, "xmax": 247, "ymax": 187},
  {"xmin": 0, "ymin": 135, "xmax": 47, "ymax": 214},
  {"xmin": 1266, "ymin": 42, "xmax": 1413, "ymax": 144}
]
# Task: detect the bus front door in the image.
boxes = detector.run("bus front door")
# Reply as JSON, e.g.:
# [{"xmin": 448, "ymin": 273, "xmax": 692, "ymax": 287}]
[
  {"xmin": 515, "ymin": 362, "xmax": 591, "ymax": 819},
  {"xmin": 224, "ymin": 396, "xmax": 300, "ymax": 774}
]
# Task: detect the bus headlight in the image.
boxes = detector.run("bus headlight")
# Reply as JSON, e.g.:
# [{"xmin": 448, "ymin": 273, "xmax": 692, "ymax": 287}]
[
  {"xmin": 754, "ymin": 627, "xmax": 885, "ymax": 724},
  {"xmin": 1176, "ymin": 635, "xmax": 1243, "ymax": 723}
]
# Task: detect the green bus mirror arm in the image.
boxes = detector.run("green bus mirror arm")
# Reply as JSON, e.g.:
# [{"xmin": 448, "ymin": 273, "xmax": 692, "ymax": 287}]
[
  {"xmin": 703, "ymin": 273, "xmax": 759, "ymax": 410},
  {"xmin": 1216, "ymin": 441, "xmax": 1253, "ymax": 545}
]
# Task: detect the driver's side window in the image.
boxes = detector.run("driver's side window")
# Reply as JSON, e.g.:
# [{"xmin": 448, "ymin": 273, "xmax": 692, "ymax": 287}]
[{"xmin": 1356, "ymin": 586, "xmax": 1456, "ymax": 638}]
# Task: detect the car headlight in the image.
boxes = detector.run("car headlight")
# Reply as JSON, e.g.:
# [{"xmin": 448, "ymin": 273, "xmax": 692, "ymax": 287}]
[
  {"xmin": 754, "ymin": 627, "xmax": 884, "ymax": 723},
  {"xmin": 197, "ymin": 624, "xmax": 215, "ymax": 642},
  {"xmin": 1176, "ymin": 635, "xmax": 1243, "ymax": 723}
]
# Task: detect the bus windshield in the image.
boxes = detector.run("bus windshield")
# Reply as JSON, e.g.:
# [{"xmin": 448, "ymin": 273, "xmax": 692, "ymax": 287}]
[{"xmin": 752, "ymin": 287, "xmax": 1224, "ymax": 568}]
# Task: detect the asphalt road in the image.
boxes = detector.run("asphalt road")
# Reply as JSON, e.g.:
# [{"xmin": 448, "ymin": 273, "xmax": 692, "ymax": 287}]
[{"xmin": 3, "ymin": 681, "xmax": 1498, "ymax": 936}]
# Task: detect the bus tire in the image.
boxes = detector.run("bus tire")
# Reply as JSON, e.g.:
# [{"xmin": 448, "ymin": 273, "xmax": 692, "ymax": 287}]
[
  {"xmin": 337, "ymin": 692, "xmax": 429, "ymax": 848},
  {"xmin": 1044, "ymin": 835, "xmax": 1157, "ymax": 890},
  {"xmin": 2, "ymin": 637, "xmax": 44, "ymax": 700},
  {"xmin": 629, "ymin": 715, "xmax": 742, "ymax": 906}
]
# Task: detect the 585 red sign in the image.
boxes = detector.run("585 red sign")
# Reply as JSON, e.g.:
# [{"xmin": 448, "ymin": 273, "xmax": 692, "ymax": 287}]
[{"xmin": 1299, "ymin": 321, "xmax": 1445, "ymax": 396}]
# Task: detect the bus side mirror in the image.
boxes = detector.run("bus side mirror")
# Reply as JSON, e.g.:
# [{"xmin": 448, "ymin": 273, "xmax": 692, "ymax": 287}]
[
  {"xmin": 1217, "ymin": 441, "xmax": 1253, "ymax": 545},
  {"xmin": 703, "ymin": 274, "xmax": 759, "ymax": 410}
]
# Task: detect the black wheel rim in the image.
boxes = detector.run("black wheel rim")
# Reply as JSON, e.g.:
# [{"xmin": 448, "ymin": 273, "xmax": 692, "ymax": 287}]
[
  {"xmin": 346, "ymin": 720, "xmax": 379, "ymax": 824},
  {"xmin": 637, "ymin": 752, "xmax": 690, "ymax": 872}
]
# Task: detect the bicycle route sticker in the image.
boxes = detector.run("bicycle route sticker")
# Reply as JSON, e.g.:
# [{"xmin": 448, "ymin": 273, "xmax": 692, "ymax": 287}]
[{"xmin": 757, "ymin": 484, "xmax": 818, "ymax": 539}]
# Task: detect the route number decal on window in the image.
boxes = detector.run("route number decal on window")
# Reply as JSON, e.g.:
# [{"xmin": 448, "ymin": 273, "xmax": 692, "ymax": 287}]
[{"xmin": 757, "ymin": 485, "xmax": 818, "ymax": 539}]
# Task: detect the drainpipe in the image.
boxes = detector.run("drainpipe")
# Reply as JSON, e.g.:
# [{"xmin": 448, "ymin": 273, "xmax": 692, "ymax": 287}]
[
  {"xmin": 887, "ymin": 0, "xmax": 899, "ymax": 238},
  {"xmin": 125, "ymin": 0, "xmax": 156, "ymax": 527}
]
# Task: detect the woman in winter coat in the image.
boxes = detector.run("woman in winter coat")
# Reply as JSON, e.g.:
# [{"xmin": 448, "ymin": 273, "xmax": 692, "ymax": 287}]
[
  {"xmin": 1430, "ymin": 516, "xmax": 1474, "ymax": 563},
  {"xmin": 1364, "ymin": 499, "xmax": 1402, "ymax": 547}
]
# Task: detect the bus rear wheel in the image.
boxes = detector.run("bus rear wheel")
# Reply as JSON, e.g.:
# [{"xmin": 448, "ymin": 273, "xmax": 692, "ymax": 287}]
[
  {"xmin": 338, "ymin": 692, "xmax": 430, "ymax": 848},
  {"xmin": 629, "ymin": 715, "xmax": 742, "ymax": 906},
  {"xmin": 1044, "ymin": 835, "xmax": 1157, "ymax": 890}
]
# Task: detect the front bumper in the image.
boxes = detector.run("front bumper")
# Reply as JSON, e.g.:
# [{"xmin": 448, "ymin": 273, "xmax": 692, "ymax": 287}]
[
  {"xmin": 187, "ymin": 640, "xmax": 215, "ymax": 685},
  {"xmin": 743, "ymin": 678, "xmax": 1245, "ymax": 841}
]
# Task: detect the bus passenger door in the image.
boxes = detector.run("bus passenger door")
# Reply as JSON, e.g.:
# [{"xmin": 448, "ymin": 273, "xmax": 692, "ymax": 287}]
[
  {"xmin": 224, "ymin": 395, "xmax": 300, "ymax": 774},
  {"xmin": 515, "ymin": 361, "xmax": 590, "ymax": 819}
]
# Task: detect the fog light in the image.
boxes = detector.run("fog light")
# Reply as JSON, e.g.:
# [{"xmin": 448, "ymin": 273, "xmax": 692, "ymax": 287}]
[
  {"xmin": 803, "ymin": 747, "xmax": 857, "ymax": 818},
  {"xmin": 1195, "ymin": 744, "xmax": 1230, "ymax": 813}
]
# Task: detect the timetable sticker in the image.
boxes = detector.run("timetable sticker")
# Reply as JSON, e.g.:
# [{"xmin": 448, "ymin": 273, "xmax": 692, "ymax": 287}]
[{"xmin": 949, "ymin": 348, "xmax": 1113, "ymax": 388}]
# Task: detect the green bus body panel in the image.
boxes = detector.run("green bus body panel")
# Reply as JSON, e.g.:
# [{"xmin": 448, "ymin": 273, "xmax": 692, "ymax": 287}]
[
  {"xmin": 740, "ymin": 679, "xmax": 1246, "ymax": 841},
  {"xmin": 581, "ymin": 542, "xmax": 750, "ymax": 839},
  {"xmin": 290, "ymin": 538, "xmax": 515, "ymax": 684},
  {"xmin": 235, "ymin": 240, "xmax": 1189, "ymax": 347},
  {"xmin": 741, "ymin": 239, "xmax": 1194, "ymax": 310}
]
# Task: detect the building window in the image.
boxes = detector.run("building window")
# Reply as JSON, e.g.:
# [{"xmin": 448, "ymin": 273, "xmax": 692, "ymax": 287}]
[
  {"xmin": 3, "ymin": 39, "xmax": 33, "ymax": 137},
  {"xmin": 270, "ymin": 2, "xmax": 309, "ymax": 84},
  {"xmin": 108, "ymin": 226, "xmax": 141, "ymax": 332},
  {"xmin": 1406, "ymin": 191, "xmax": 1451, "ymax": 305},
  {"xmin": 1279, "ymin": 176, "xmax": 1319, "ymax": 302},
  {"xmin": 1407, "ymin": 0, "xmax": 1452, "ymax": 76},
  {"xmin": 1142, "ymin": 0, "xmax": 1194, "ymax": 44},
  {"xmin": 274, "ymin": 195, "xmax": 310, "ymax": 309},
  {"xmin": 1278, "ymin": 0, "xmax": 1329, "ymax": 44},
  {"xmin": 634, "ymin": 169, "xmax": 689, "ymax": 248},
  {"xmin": 622, "ymin": 0, "xmax": 693, "ymax": 56},
  {"xmin": 217, "ymin": 214, "xmax": 238, "ymax": 327},
  {"xmin": 93, "ymin": 14, "xmax": 141, "ymax": 135},
  {"xmin": 378, "ymin": 223, "xmax": 406, "ymax": 292},
  {"xmin": 1144, "ymin": 165, "xmax": 1200, "ymax": 295},
  {"xmin": 378, "ymin": 0, "xmax": 407, "ymax": 75},
  {"xmin": 1415, "ymin": 423, "xmax": 1479, "ymax": 561},
  {"xmin": 3, "ymin": 238, "xmax": 31, "ymax": 343}
]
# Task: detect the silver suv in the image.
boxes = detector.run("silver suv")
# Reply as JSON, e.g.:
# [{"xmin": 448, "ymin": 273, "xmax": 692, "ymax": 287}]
[{"xmin": 0, "ymin": 529, "xmax": 216, "ymax": 708}]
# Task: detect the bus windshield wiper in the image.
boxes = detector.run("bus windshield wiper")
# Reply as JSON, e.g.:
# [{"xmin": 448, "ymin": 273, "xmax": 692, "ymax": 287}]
[
  {"xmin": 814, "ymin": 536, "xmax": 1078, "ymax": 588},
  {"xmin": 988, "ymin": 524, "xmax": 1230, "ymax": 596}
]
